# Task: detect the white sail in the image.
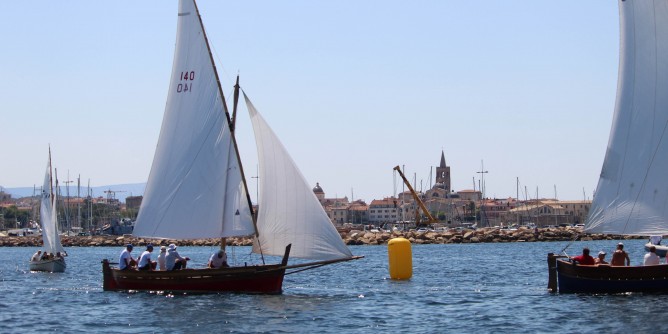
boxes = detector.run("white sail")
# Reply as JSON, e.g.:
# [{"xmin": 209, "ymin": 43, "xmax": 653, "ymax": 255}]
[
  {"xmin": 245, "ymin": 93, "xmax": 353, "ymax": 260},
  {"xmin": 586, "ymin": 0, "xmax": 668, "ymax": 235},
  {"xmin": 133, "ymin": 0, "xmax": 254, "ymax": 239},
  {"xmin": 40, "ymin": 153, "xmax": 63, "ymax": 255}
]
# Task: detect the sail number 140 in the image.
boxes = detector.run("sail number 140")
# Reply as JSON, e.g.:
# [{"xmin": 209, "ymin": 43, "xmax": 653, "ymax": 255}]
[{"xmin": 177, "ymin": 71, "xmax": 195, "ymax": 93}]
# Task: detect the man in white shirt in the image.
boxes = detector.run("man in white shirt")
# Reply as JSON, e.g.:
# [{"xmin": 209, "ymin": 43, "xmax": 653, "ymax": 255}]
[
  {"xmin": 165, "ymin": 244, "xmax": 189, "ymax": 271},
  {"xmin": 31, "ymin": 250, "xmax": 42, "ymax": 262},
  {"xmin": 208, "ymin": 249, "xmax": 229, "ymax": 269},
  {"xmin": 644, "ymin": 245, "xmax": 660, "ymax": 266},
  {"xmin": 119, "ymin": 244, "xmax": 135, "ymax": 270},
  {"xmin": 138, "ymin": 244, "xmax": 156, "ymax": 271},
  {"xmin": 157, "ymin": 246, "xmax": 167, "ymax": 271}
]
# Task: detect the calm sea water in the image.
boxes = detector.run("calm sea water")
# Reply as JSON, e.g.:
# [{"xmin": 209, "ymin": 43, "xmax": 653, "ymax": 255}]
[{"xmin": 0, "ymin": 239, "xmax": 666, "ymax": 333}]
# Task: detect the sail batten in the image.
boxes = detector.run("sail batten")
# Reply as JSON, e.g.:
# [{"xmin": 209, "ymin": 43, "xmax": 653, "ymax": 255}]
[{"xmin": 586, "ymin": 0, "xmax": 668, "ymax": 236}]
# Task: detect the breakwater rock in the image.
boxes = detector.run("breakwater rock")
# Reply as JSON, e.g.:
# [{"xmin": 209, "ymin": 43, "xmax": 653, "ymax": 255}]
[
  {"xmin": 0, "ymin": 227, "xmax": 644, "ymax": 248},
  {"xmin": 341, "ymin": 227, "xmax": 643, "ymax": 245}
]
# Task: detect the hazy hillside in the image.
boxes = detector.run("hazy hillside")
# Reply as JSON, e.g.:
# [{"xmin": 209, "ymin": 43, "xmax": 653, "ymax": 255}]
[{"xmin": 0, "ymin": 183, "xmax": 145, "ymax": 203}]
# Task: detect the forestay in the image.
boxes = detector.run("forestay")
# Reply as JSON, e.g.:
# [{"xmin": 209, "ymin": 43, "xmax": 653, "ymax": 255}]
[
  {"xmin": 586, "ymin": 0, "xmax": 668, "ymax": 235},
  {"xmin": 245, "ymin": 93, "xmax": 353, "ymax": 260},
  {"xmin": 133, "ymin": 0, "xmax": 254, "ymax": 239}
]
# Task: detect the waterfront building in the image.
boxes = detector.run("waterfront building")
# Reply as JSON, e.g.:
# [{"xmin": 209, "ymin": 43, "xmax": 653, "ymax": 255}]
[
  {"xmin": 457, "ymin": 190, "xmax": 482, "ymax": 202},
  {"xmin": 546, "ymin": 200, "xmax": 591, "ymax": 225},
  {"xmin": 126, "ymin": 196, "xmax": 142, "ymax": 211},
  {"xmin": 503, "ymin": 200, "xmax": 569, "ymax": 226},
  {"xmin": 368, "ymin": 197, "xmax": 400, "ymax": 225}
]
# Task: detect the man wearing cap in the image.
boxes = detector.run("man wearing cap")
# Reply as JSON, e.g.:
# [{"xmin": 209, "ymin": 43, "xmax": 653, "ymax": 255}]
[
  {"xmin": 208, "ymin": 249, "xmax": 229, "ymax": 269},
  {"xmin": 644, "ymin": 245, "xmax": 660, "ymax": 266},
  {"xmin": 138, "ymin": 244, "xmax": 157, "ymax": 271},
  {"xmin": 119, "ymin": 244, "xmax": 136, "ymax": 270},
  {"xmin": 594, "ymin": 251, "xmax": 608, "ymax": 265},
  {"xmin": 611, "ymin": 242, "xmax": 630, "ymax": 266},
  {"xmin": 165, "ymin": 244, "xmax": 190, "ymax": 270}
]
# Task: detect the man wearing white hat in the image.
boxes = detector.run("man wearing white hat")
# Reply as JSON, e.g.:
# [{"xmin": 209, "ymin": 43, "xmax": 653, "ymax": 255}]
[{"xmin": 165, "ymin": 244, "xmax": 190, "ymax": 271}]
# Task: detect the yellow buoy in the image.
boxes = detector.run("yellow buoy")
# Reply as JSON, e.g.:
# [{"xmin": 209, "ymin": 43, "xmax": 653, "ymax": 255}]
[{"xmin": 388, "ymin": 237, "xmax": 412, "ymax": 280}]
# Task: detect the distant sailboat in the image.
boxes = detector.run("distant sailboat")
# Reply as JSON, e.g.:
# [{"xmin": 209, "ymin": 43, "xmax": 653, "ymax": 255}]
[
  {"xmin": 548, "ymin": 0, "xmax": 668, "ymax": 293},
  {"xmin": 30, "ymin": 148, "xmax": 66, "ymax": 273},
  {"xmin": 102, "ymin": 0, "xmax": 361, "ymax": 294}
]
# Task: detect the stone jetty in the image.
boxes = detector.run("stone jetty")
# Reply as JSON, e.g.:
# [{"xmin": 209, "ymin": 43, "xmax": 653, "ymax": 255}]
[{"xmin": 0, "ymin": 227, "xmax": 643, "ymax": 247}]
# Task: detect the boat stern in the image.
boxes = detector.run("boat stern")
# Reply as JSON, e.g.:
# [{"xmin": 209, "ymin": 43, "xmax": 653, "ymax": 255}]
[{"xmin": 101, "ymin": 259, "xmax": 118, "ymax": 291}]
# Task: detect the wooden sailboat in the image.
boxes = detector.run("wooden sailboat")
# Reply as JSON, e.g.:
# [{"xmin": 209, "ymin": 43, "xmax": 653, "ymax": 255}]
[
  {"xmin": 102, "ymin": 0, "xmax": 361, "ymax": 294},
  {"xmin": 548, "ymin": 0, "xmax": 668, "ymax": 293},
  {"xmin": 30, "ymin": 148, "xmax": 66, "ymax": 273}
]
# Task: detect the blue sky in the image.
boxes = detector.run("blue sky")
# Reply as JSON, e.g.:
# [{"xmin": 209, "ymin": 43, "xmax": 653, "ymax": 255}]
[{"xmin": 1, "ymin": 1, "xmax": 620, "ymax": 203}]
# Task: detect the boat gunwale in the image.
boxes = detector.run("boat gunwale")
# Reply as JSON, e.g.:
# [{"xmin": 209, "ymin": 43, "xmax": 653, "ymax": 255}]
[
  {"xmin": 556, "ymin": 258, "xmax": 668, "ymax": 280},
  {"xmin": 29, "ymin": 258, "xmax": 66, "ymax": 272}
]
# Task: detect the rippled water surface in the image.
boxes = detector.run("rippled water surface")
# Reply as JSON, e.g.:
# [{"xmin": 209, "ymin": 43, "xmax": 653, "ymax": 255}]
[{"xmin": 1, "ymin": 239, "xmax": 667, "ymax": 333}]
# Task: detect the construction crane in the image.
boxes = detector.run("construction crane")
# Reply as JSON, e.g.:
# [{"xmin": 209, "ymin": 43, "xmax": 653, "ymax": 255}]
[
  {"xmin": 393, "ymin": 165, "xmax": 437, "ymax": 227},
  {"xmin": 104, "ymin": 189, "xmax": 126, "ymax": 203}
]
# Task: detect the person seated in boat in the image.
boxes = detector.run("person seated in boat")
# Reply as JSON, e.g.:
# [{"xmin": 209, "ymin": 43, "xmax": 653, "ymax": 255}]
[
  {"xmin": 165, "ymin": 244, "xmax": 190, "ymax": 270},
  {"xmin": 650, "ymin": 235, "xmax": 662, "ymax": 245},
  {"xmin": 41, "ymin": 252, "xmax": 50, "ymax": 261},
  {"xmin": 31, "ymin": 250, "xmax": 42, "ymax": 262},
  {"xmin": 644, "ymin": 245, "xmax": 660, "ymax": 266},
  {"xmin": 611, "ymin": 242, "xmax": 630, "ymax": 266},
  {"xmin": 138, "ymin": 244, "xmax": 157, "ymax": 271},
  {"xmin": 55, "ymin": 252, "xmax": 63, "ymax": 259},
  {"xmin": 157, "ymin": 245, "xmax": 167, "ymax": 271},
  {"xmin": 208, "ymin": 249, "xmax": 229, "ymax": 269},
  {"xmin": 570, "ymin": 247, "xmax": 595, "ymax": 265},
  {"xmin": 594, "ymin": 251, "xmax": 608, "ymax": 265},
  {"xmin": 119, "ymin": 244, "xmax": 136, "ymax": 270}
]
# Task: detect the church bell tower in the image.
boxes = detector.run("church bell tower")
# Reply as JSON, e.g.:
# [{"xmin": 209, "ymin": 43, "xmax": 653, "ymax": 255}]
[{"xmin": 435, "ymin": 150, "xmax": 451, "ymax": 192}]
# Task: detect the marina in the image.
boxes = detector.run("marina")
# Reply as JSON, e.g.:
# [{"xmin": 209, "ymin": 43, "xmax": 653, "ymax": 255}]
[
  {"xmin": 2, "ymin": 240, "xmax": 668, "ymax": 333},
  {"xmin": 3, "ymin": 1, "xmax": 668, "ymax": 331}
]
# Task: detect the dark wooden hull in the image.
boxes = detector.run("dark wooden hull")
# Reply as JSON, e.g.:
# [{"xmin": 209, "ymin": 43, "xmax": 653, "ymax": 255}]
[
  {"xmin": 555, "ymin": 258, "xmax": 668, "ymax": 293},
  {"xmin": 102, "ymin": 244, "xmax": 292, "ymax": 294},
  {"xmin": 102, "ymin": 259, "xmax": 286, "ymax": 294}
]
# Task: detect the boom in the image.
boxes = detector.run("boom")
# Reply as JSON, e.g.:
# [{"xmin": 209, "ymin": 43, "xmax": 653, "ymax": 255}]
[{"xmin": 393, "ymin": 166, "xmax": 437, "ymax": 226}]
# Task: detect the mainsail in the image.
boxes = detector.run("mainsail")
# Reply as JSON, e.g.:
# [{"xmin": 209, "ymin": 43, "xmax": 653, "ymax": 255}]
[
  {"xmin": 133, "ymin": 0, "xmax": 254, "ymax": 239},
  {"xmin": 586, "ymin": 0, "xmax": 668, "ymax": 235},
  {"xmin": 245, "ymin": 93, "xmax": 353, "ymax": 260},
  {"xmin": 40, "ymin": 152, "xmax": 63, "ymax": 255}
]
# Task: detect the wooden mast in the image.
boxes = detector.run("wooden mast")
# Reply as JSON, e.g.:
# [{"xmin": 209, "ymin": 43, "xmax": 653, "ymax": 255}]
[{"xmin": 191, "ymin": 1, "xmax": 263, "ymax": 263}]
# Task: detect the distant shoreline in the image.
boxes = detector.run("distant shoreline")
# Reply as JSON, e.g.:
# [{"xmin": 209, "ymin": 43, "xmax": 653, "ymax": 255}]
[{"xmin": 0, "ymin": 227, "xmax": 644, "ymax": 247}]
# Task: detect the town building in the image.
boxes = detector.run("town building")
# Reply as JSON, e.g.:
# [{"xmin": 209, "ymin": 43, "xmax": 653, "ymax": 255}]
[
  {"xmin": 126, "ymin": 196, "xmax": 143, "ymax": 211},
  {"xmin": 368, "ymin": 197, "xmax": 400, "ymax": 225}
]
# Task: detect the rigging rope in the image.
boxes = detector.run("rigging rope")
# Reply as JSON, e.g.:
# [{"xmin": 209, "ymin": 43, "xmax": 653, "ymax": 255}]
[{"xmin": 559, "ymin": 233, "xmax": 580, "ymax": 256}]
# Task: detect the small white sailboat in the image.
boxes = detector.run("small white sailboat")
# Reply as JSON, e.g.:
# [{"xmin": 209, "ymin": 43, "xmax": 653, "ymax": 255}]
[
  {"xmin": 30, "ymin": 148, "xmax": 66, "ymax": 273},
  {"xmin": 102, "ymin": 0, "xmax": 360, "ymax": 293}
]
